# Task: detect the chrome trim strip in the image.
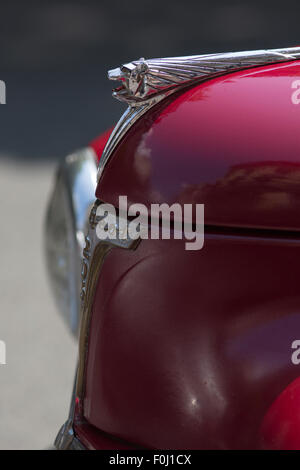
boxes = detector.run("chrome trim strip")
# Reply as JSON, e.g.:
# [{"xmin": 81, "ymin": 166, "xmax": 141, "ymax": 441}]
[
  {"xmin": 98, "ymin": 99, "xmax": 161, "ymax": 181},
  {"xmin": 98, "ymin": 46, "xmax": 300, "ymax": 180},
  {"xmin": 54, "ymin": 370, "xmax": 83, "ymax": 450},
  {"xmin": 76, "ymin": 200, "xmax": 140, "ymax": 407},
  {"xmin": 55, "ymin": 425, "xmax": 86, "ymax": 450},
  {"xmin": 55, "ymin": 421, "xmax": 86, "ymax": 450},
  {"xmin": 55, "ymin": 201, "xmax": 140, "ymax": 449},
  {"xmin": 70, "ymin": 437, "xmax": 86, "ymax": 450},
  {"xmin": 54, "ymin": 419, "xmax": 77, "ymax": 450},
  {"xmin": 54, "ymin": 409, "xmax": 86, "ymax": 449}
]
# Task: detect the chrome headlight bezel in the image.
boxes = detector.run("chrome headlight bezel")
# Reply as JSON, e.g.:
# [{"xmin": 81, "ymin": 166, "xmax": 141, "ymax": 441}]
[{"xmin": 44, "ymin": 148, "xmax": 98, "ymax": 334}]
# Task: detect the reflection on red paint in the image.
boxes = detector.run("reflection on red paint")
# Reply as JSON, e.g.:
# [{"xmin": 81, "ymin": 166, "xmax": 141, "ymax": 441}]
[{"xmin": 261, "ymin": 377, "xmax": 300, "ymax": 450}]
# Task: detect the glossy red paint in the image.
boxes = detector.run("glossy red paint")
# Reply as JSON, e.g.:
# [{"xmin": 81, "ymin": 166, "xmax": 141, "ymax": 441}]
[
  {"xmin": 73, "ymin": 399, "xmax": 137, "ymax": 449},
  {"xmin": 82, "ymin": 233, "xmax": 300, "ymax": 449},
  {"xmin": 260, "ymin": 377, "xmax": 300, "ymax": 450},
  {"xmin": 74, "ymin": 421, "xmax": 138, "ymax": 450},
  {"xmin": 95, "ymin": 61, "xmax": 300, "ymax": 230}
]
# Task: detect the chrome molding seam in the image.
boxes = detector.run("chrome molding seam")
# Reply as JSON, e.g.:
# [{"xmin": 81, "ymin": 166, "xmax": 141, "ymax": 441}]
[
  {"xmin": 76, "ymin": 201, "xmax": 140, "ymax": 406},
  {"xmin": 55, "ymin": 201, "xmax": 140, "ymax": 449},
  {"xmin": 54, "ymin": 369, "xmax": 86, "ymax": 450},
  {"xmin": 98, "ymin": 46, "xmax": 300, "ymax": 180}
]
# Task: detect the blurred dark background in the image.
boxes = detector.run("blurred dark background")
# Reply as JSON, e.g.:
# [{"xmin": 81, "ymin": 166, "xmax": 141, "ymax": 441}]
[{"xmin": 0, "ymin": 0, "xmax": 300, "ymax": 160}]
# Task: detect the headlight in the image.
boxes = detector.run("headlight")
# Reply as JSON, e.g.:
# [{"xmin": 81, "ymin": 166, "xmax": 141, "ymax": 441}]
[{"xmin": 44, "ymin": 148, "xmax": 98, "ymax": 335}]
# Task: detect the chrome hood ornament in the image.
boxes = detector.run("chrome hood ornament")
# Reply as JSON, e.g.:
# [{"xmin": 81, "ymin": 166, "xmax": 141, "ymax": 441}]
[
  {"xmin": 108, "ymin": 47, "xmax": 300, "ymax": 105},
  {"xmin": 98, "ymin": 46, "xmax": 300, "ymax": 180}
]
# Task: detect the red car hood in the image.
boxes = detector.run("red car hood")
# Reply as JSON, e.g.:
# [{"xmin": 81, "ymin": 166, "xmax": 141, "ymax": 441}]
[{"xmin": 92, "ymin": 60, "xmax": 300, "ymax": 231}]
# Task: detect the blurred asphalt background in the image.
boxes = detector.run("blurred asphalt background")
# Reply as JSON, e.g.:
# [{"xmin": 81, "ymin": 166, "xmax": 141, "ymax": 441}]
[{"xmin": 0, "ymin": 0, "xmax": 300, "ymax": 449}]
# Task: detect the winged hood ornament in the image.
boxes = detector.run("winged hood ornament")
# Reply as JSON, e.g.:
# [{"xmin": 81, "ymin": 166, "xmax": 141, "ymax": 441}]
[
  {"xmin": 108, "ymin": 47, "xmax": 300, "ymax": 105},
  {"xmin": 98, "ymin": 46, "xmax": 300, "ymax": 180}
]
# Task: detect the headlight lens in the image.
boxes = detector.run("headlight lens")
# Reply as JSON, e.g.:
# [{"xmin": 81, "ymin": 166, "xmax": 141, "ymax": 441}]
[{"xmin": 44, "ymin": 149, "xmax": 97, "ymax": 334}]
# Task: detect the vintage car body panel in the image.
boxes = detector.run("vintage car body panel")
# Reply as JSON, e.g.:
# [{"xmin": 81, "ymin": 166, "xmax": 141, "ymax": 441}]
[
  {"xmin": 95, "ymin": 61, "xmax": 300, "ymax": 230},
  {"xmin": 82, "ymin": 232, "xmax": 300, "ymax": 449}
]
